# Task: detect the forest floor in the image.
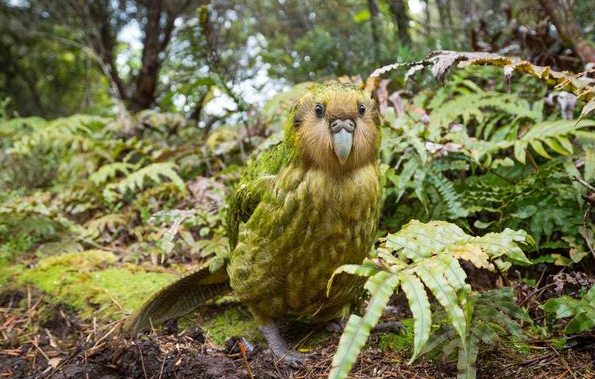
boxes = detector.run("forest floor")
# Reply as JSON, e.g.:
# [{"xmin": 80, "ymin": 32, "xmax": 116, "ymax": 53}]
[{"xmin": 1, "ymin": 251, "xmax": 594, "ymax": 379}]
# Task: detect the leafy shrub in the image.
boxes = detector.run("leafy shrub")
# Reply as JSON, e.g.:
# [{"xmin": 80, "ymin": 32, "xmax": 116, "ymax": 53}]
[
  {"xmin": 328, "ymin": 220, "xmax": 532, "ymax": 379},
  {"xmin": 378, "ymin": 52, "xmax": 595, "ymax": 264},
  {"xmin": 0, "ymin": 110, "xmax": 242, "ymax": 263},
  {"xmin": 542, "ymin": 286, "xmax": 595, "ymax": 334}
]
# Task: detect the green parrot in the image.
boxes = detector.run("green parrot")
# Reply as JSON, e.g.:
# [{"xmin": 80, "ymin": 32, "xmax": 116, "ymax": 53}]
[{"xmin": 125, "ymin": 83, "xmax": 382, "ymax": 365}]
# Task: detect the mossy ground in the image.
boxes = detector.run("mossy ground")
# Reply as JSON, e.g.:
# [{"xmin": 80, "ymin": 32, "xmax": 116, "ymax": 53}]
[
  {"xmin": 202, "ymin": 306, "xmax": 262, "ymax": 345},
  {"xmin": 4, "ymin": 250, "xmax": 175, "ymax": 320},
  {"xmin": 1, "ymin": 249, "xmax": 335, "ymax": 350},
  {"xmin": 377, "ymin": 317, "xmax": 415, "ymax": 353}
]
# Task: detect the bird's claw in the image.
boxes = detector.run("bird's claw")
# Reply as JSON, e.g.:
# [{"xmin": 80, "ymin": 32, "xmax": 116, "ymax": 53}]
[
  {"xmin": 260, "ymin": 321, "xmax": 317, "ymax": 368},
  {"xmin": 372, "ymin": 320, "xmax": 406, "ymax": 334},
  {"xmin": 274, "ymin": 350, "xmax": 317, "ymax": 368},
  {"xmin": 326, "ymin": 319, "xmax": 346, "ymax": 333}
]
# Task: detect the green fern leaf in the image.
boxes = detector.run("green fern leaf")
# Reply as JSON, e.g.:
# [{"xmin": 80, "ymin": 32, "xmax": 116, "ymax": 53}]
[
  {"xmin": 416, "ymin": 262, "xmax": 468, "ymax": 347},
  {"xmin": 104, "ymin": 162, "xmax": 186, "ymax": 201},
  {"xmin": 457, "ymin": 333, "xmax": 479, "ymax": 379},
  {"xmin": 399, "ymin": 272, "xmax": 431, "ymax": 362},
  {"xmin": 326, "ymin": 264, "xmax": 381, "ymax": 297},
  {"xmin": 90, "ymin": 162, "xmax": 136, "ymax": 185},
  {"xmin": 328, "ymin": 271, "xmax": 400, "ymax": 379}
]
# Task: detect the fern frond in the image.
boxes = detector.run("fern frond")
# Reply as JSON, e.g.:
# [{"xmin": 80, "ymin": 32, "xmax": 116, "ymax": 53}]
[
  {"xmin": 328, "ymin": 272, "xmax": 400, "ymax": 379},
  {"xmin": 90, "ymin": 162, "xmax": 136, "ymax": 185},
  {"xmin": 329, "ymin": 221, "xmax": 532, "ymax": 379},
  {"xmin": 103, "ymin": 162, "xmax": 187, "ymax": 202},
  {"xmin": 428, "ymin": 172, "xmax": 468, "ymax": 218}
]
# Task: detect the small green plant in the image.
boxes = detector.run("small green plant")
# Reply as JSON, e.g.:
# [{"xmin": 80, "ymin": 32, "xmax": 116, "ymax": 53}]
[
  {"xmin": 327, "ymin": 220, "xmax": 533, "ymax": 379},
  {"xmin": 542, "ymin": 286, "xmax": 595, "ymax": 334}
]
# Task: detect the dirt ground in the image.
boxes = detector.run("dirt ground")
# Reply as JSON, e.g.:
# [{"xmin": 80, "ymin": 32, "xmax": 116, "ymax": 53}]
[{"xmin": 1, "ymin": 288, "xmax": 594, "ymax": 379}]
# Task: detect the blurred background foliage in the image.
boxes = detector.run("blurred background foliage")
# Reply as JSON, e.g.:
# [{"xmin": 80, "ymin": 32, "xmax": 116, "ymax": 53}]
[{"xmin": 2, "ymin": 0, "xmax": 594, "ymax": 119}]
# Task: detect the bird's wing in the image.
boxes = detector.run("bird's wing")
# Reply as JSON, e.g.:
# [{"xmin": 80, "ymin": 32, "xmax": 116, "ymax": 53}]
[{"xmin": 226, "ymin": 139, "xmax": 294, "ymax": 250}]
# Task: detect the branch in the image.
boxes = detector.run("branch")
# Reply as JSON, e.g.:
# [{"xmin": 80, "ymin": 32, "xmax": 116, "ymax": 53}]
[{"xmin": 538, "ymin": 0, "xmax": 595, "ymax": 64}]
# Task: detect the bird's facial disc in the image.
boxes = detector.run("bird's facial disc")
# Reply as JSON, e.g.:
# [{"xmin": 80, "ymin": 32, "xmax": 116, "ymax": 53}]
[{"xmin": 330, "ymin": 119, "xmax": 355, "ymax": 165}]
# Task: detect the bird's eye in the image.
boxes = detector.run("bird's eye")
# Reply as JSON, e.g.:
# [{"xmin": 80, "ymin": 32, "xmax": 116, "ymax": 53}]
[
  {"xmin": 315, "ymin": 104, "xmax": 324, "ymax": 118},
  {"xmin": 358, "ymin": 104, "xmax": 366, "ymax": 116}
]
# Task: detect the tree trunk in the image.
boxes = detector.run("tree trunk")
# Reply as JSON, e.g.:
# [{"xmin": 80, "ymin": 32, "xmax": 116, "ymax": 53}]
[
  {"xmin": 437, "ymin": 0, "xmax": 447, "ymax": 29},
  {"xmin": 539, "ymin": 0, "xmax": 595, "ymax": 64},
  {"xmin": 388, "ymin": 0, "xmax": 411, "ymax": 46},
  {"xmin": 423, "ymin": 0, "xmax": 431, "ymax": 37},
  {"xmin": 130, "ymin": 0, "xmax": 163, "ymax": 112},
  {"xmin": 367, "ymin": 0, "xmax": 381, "ymax": 62}
]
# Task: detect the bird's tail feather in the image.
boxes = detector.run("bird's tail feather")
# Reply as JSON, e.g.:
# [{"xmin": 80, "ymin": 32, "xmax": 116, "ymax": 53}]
[{"xmin": 124, "ymin": 263, "xmax": 231, "ymax": 334}]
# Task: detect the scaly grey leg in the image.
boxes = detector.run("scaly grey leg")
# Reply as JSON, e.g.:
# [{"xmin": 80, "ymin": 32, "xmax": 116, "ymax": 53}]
[
  {"xmin": 326, "ymin": 319, "xmax": 405, "ymax": 334},
  {"xmin": 259, "ymin": 321, "xmax": 316, "ymax": 367},
  {"xmin": 373, "ymin": 320, "xmax": 406, "ymax": 333}
]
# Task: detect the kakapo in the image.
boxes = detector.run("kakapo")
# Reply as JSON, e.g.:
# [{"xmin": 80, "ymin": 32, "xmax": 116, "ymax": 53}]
[{"xmin": 125, "ymin": 83, "xmax": 383, "ymax": 365}]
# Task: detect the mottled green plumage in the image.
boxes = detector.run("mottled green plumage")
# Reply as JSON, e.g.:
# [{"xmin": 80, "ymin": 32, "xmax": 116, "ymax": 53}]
[
  {"xmin": 227, "ymin": 83, "xmax": 381, "ymax": 323},
  {"xmin": 126, "ymin": 84, "xmax": 381, "ymax": 342}
]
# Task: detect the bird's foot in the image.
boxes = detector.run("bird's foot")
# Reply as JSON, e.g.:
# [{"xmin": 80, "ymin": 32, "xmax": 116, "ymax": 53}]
[
  {"xmin": 326, "ymin": 319, "xmax": 347, "ymax": 333},
  {"xmin": 372, "ymin": 320, "xmax": 406, "ymax": 334},
  {"xmin": 274, "ymin": 349, "xmax": 317, "ymax": 368},
  {"xmin": 326, "ymin": 319, "xmax": 405, "ymax": 334},
  {"xmin": 259, "ymin": 321, "xmax": 317, "ymax": 368}
]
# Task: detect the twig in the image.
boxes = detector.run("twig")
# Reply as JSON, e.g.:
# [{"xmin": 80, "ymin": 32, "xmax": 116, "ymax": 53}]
[
  {"xmin": 492, "ymin": 259, "xmax": 509, "ymax": 287},
  {"xmin": 30, "ymin": 338, "xmax": 50, "ymax": 362},
  {"xmin": 102, "ymin": 290, "xmax": 123, "ymax": 312},
  {"xmin": 519, "ymin": 282, "xmax": 557, "ymax": 306},
  {"xmin": 502, "ymin": 352, "xmax": 555, "ymax": 368},
  {"xmin": 292, "ymin": 329, "xmax": 316, "ymax": 351},
  {"xmin": 83, "ymin": 348, "xmax": 90, "ymax": 379},
  {"xmin": 572, "ymin": 176, "xmax": 595, "ymax": 193},
  {"xmin": 489, "ymin": 169, "xmax": 515, "ymax": 184},
  {"xmin": 138, "ymin": 344, "xmax": 148, "ymax": 379},
  {"xmin": 238, "ymin": 342, "xmax": 254, "ymax": 379},
  {"xmin": 158, "ymin": 354, "xmax": 166, "ymax": 379},
  {"xmin": 526, "ymin": 149, "xmax": 539, "ymax": 171}
]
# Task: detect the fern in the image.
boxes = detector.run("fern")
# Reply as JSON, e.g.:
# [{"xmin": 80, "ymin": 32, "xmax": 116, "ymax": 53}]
[
  {"xmin": 7, "ymin": 115, "xmax": 107, "ymax": 155},
  {"xmin": 514, "ymin": 120, "xmax": 595, "ymax": 164},
  {"xmin": 423, "ymin": 288, "xmax": 528, "ymax": 379},
  {"xmin": 103, "ymin": 162, "xmax": 187, "ymax": 202},
  {"xmin": 328, "ymin": 220, "xmax": 533, "ymax": 379},
  {"xmin": 428, "ymin": 172, "xmax": 468, "ymax": 218},
  {"xmin": 89, "ymin": 162, "xmax": 136, "ymax": 185},
  {"xmin": 542, "ymin": 286, "xmax": 595, "ymax": 334},
  {"xmin": 428, "ymin": 91, "xmax": 536, "ymax": 141}
]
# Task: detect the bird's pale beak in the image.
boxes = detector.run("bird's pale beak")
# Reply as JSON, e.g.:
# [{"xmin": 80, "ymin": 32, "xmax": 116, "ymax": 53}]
[{"xmin": 330, "ymin": 119, "xmax": 355, "ymax": 165}]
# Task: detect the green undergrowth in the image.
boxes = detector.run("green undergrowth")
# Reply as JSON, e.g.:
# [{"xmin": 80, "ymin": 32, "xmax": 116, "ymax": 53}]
[
  {"xmin": 1, "ymin": 251, "xmax": 335, "ymax": 349},
  {"xmin": 198, "ymin": 306, "xmax": 334, "ymax": 348},
  {"xmin": 377, "ymin": 318, "xmax": 415, "ymax": 353},
  {"xmin": 3, "ymin": 250, "xmax": 175, "ymax": 320},
  {"xmin": 202, "ymin": 306, "xmax": 262, "ymax": 345},
  {"xmin": 0, "ymin": 259, "xmax": 25, "ymax": 286}
]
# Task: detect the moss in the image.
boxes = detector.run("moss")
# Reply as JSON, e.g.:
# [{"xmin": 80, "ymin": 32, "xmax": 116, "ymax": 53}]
[
  {"xmin": 377, "ymin": 318, "xmax": 415, "ymax": 353},
  {"xmin": 548, "ymin": 337, "xmax": 566, "ymax": 350},
  {"xmin": 90, "ymin": 268, "xmax": 175, "ymax": 315},
  {"xmin": 202, "ymin": 307, "xmax": 262, "ymax": 345},
  {"xmin": 0, "ymin": 262, "xmax": 25, "ymax": 286},
  {"xmin": 18, "ymin": 250, "xmax": 175, "ymax": 319},
  {"xmin": 35, "ymin": 249, "xmax": 117, "ymax": 270}
]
